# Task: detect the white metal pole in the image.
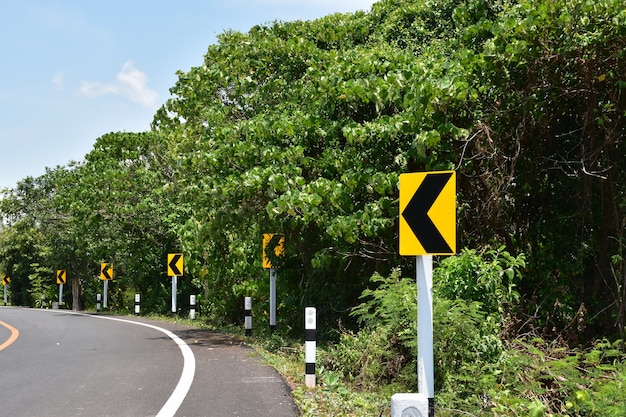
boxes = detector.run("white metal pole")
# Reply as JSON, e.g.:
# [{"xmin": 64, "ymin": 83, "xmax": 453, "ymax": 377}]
[
  {"xmin": 103, "ymin": 279, "xmax": 109, "ymax": 309},
  {"xmin": 59, "ymin": 283, "xmax": 63, "ymax": 305},
  {"xmin": 171, "ymin": 276, "xmax": 177, "ymax": 314},
  {"xmin": 4, "ymin": 284, "xmax": 7, "ymax": 306},
  {"xmin": 269, "ymin": 268, "xmax": 277, "ymax": 331},
  {"xmin": 416, "ymin": 255, "xmax": 434, "ymax": 414}
]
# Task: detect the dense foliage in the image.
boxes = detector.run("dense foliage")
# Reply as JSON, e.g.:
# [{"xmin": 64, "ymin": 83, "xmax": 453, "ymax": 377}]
[{"xmin": 1, "ymin": 0, "xmax": 626, "ymax": 414}]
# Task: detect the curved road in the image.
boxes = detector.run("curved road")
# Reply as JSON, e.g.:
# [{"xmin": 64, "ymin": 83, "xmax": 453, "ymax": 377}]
[{"xmin": 0, "ymin": 307, "xmax": 299, "ymax": 417}]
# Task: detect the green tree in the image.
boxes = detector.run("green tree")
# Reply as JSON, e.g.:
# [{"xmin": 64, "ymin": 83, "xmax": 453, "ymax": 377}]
[
  {"xmin": 0, "ymin": 168, "xmax": 74, "ymax": 307},
  {"xmin": 59, "ymin": 131, "xmax": 183, "ymax": 312}
]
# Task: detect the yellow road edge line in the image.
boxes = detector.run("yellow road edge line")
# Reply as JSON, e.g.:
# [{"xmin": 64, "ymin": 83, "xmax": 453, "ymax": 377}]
[{"xmin": 0, "ymin": 320, "xmax": 20, "ymax": 351}]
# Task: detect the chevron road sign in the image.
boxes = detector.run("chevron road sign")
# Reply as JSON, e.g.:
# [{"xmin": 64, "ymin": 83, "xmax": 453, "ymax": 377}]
[
  {"xmin": 399, "ymin": 171, "xmax": 456, "ymax": 256},
  {"xmin": 262, "ymin": 234, "xmax": 284, "ymax": 269},
  {"xmin": 100, "ymin": 263, "xmax": 113, "ymax": 281},
  {"xmin": 57, "ymin": 270, "xmax": 67, "ymax": 285},
  {"xmin": 167, "ymin": 253, "xmax": 183, "ymax": 277}
]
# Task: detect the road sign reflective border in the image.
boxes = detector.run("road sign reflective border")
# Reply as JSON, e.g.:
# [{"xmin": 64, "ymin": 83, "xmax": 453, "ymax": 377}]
[{"xmin": 399, "ymin": 171, "xmax": 456, "ymax": 256}]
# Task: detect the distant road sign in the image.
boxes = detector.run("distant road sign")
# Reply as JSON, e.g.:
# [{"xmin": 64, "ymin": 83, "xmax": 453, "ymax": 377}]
[
  {"xmin": 100, "ymin": 263, "xmax": 113, "ymax": 281},
  {"xmin": 168, "ymin": 253, "xmax": 183, "ymax": 276},
  {"xmin": 262, "ymin": 234, "xmax": 284, "ymax": 269},
  {"xmin": 57, "ymin": 270, "xmax": 67, "ymax": 285},
  {"xmin": 1, "ymin": 275, "xmax": 10, "ymax": 285},
  {"xmin": 399, "ymin": 171, "xmax": 456, "ymax": 256}
]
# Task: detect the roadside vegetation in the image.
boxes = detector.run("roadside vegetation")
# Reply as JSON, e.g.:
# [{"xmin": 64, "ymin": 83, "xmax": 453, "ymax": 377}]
[{"xmin": 2, "ymin": 0, "xmax": 626, "ymax": 415}]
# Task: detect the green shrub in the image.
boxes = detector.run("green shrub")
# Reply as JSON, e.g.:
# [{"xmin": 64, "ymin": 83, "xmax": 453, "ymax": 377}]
[
  {"xmin": 330, "ymin": 266, "xmax": 506, "ymax": 393},
  {"xmin": 435, "ymin": 246, "xmax": 525, "ymax": 317}
]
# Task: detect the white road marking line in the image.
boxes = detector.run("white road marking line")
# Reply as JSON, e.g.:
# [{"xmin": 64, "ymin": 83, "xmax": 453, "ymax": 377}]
[{"xmin": 83, "ymin": 313, "xmax": 196, "ymax": 417}]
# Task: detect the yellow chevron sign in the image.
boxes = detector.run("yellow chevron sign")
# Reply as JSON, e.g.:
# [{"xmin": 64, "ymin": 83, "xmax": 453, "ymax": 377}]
[
  {"xmin": 262, "ymin": 234, "xmax": 284, "ymax": 269},
  {"xmin": 167, "ymin": 253, "xmax": 184, "ymax": 276},
  {"xmin": 400, "ymin": 171, "xmax": 456, "ymax": 256},
  {"xmin": 100, "ymin": 263, "xmax": 113, "ymax": 280}
]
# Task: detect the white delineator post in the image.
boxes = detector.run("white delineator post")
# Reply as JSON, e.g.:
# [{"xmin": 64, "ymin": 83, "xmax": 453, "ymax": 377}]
[
  {"xmin": 96, "ymin": 293, "xmax": 101, "ymax": 312},
  {"xmin": 189, "ymin": 294, "xmax": 196, "ymax": 320},
  {"xmin": 269, "ymin": 268, "xmax": 277, "ymax": 331},
  {"xmin": 245, "ymin": 297, "xmax": 252, "ymax": 336},
  {"xmin": 305, "ymin": 307, "xmax": 316, "ymax": 388},
  {"xmin": 135, "ymin": 293, "xmax": 141, "ymax": 315}
]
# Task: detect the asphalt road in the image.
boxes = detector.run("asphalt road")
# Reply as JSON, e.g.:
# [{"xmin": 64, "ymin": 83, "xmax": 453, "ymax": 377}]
[{"xmin": 0, "ymin": 307, "xmax": 299, "ymax": 417}]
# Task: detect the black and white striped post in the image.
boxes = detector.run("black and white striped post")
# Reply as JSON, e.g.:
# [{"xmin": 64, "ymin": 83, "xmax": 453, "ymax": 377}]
[
  {"xmin": 96, "ymin": 293, "xmax": 101, "ymax": 312},
  {"xmin": 134, "ymin": 294, "xmax": 141, "ymax": 315},
  {"xmin": 245, "ymin": 297, "xmax": 252, "ymax": 336},
  {"xmin": 305, "ymin": 306, "xmax": 316, "ymax": 388},
  {"xmin": 189, "ymin": 295, "xmax": 197, "ymax": 320}
]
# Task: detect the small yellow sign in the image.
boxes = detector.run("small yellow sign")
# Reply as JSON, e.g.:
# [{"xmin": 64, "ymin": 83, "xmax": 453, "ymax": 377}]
[
  {"xmin": 399, "ymin": 171, "xmax": 456, "ymax": 256},
  {"xmin": 262, "ymin": 234, "xmax": 285, "ymax": 269},
  {"xmin": 100, "ymin": 263, "xmax": 113, "ymax": 280},
  {"xmin": 1, "ymin": 275, "xmax": 10, "ymax": 285},
  {"xmin": 167, "ymin": 253, "xmax": 184, "ymax": 276},
  {"xmin": 57, "ymin": 270, "xmax": 67, "ymax": 285}
]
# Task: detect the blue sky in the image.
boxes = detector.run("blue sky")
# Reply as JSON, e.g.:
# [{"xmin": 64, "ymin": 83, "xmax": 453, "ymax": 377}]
[{"xmin": 0, "ymin": 0, "xmax": 378, "ymax": 190}]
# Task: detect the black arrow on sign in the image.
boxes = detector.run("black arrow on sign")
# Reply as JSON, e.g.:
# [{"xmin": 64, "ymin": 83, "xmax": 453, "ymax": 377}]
[
  {"xmin": 402, "ymin": 172, "xmax": 453, "ymax": 254},
  {"xmin": 102, "ymin": 264, "xmax": 112, "ymax": 280},
  {"xmin": 57, "ymin": 270, "xmax": 66, "ymax": 284},
  {"xmin": 169, "ymin": 254, "xmax": 182, "ymax": 276}
]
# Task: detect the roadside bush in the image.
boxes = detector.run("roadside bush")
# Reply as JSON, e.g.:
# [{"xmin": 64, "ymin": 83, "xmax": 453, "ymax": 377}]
[
  {"xmin": 319, "ymin": 264, "xmax": 507, "ymax": 393},
  {"xmin": 435, "ymin": 246, "xmax": 525, "ymax": 318}
]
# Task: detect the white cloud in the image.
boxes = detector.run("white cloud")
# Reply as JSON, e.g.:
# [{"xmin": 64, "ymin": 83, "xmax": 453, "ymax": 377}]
[
  {"xmin": 52, "ymin": 72, "xmax": 65, "ymax": 91},
  {"xmin": 78, "ymin": 61, "xmax": 159, "ymax": 109}
]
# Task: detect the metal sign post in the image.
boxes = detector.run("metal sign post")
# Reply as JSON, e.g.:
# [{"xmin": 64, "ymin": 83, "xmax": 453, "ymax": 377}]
[
  {"xmin": 417, "ymin": 255, "xmax": 434, "ymax": 413},
  {"xmin": 171, "ymin": 276, "xmax": 177, "ymax": 314},
  {"xmin": 100, "ymin": 263, "xmax": 113, "ymax": 310},
  {"xmin": 167, "ymin": 253, "xmax": 184, "ymax": 315},
  {"xmin": 103, "ymin": 280, "xmax": 109, "ymax": 310},
  {"xmin": 393, "ymin": 170, "xmax": 457, "ymax": 417},
  {"xmin": 57, "ymin": 270, "xmax": 66, "ymax": 306},
  {"xmin": 263, "ymin": 234, "xmax": 284, "ymax": 332},
  {"xmin": 269, "ymin": 268, "xmax": 277, "ymax": 331},
  {"xmin": 3, "ymin": 275, "xmax": 9, "ymax": 306}
]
